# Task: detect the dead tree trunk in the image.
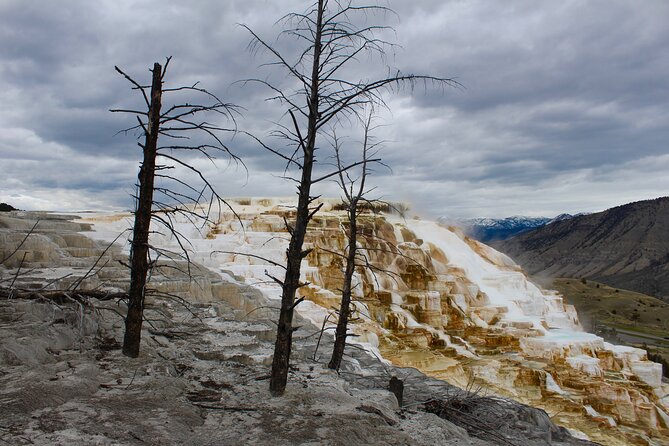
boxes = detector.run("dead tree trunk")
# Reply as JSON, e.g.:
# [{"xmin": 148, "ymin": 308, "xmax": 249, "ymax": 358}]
[
  {"xmin": 269, "ymin": 1, "xmax": 324, "ymax": 397},
  {"xmin": 244, "ymin": 0, "xmax": 457, "ymax": 395},
  {"xmin": 328, "ymin": 197, "xmax": 358, "ymax": 370},
  {"xmin": 328, "ymin": 114, "xmax": 376, "ymax": 370},
  {"xmin": 123, "ymin": 63, "xmax": 163, "ymax": 358},
  {"xmin": 114, "ymin": 59, "xmax": 238, "ymax": 358},
  {"xmin": 270, "ymin": 163, "xmax": 314, "ymax": 394}
]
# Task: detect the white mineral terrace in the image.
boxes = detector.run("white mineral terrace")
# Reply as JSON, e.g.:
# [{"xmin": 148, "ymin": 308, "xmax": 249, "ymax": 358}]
[{"xmin": 77, "ymin": 198, "xmax": 669, "ymax": 442}]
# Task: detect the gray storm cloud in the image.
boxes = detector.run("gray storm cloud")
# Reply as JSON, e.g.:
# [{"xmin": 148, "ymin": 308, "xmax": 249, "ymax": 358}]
[{"xmin": 1, "ymin": 0, "xmax": 667, "ymax": 217}]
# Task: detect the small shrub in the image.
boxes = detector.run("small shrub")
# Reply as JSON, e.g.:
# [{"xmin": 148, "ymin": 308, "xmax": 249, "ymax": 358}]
[
  {"xmin": 360, "ymin": 201, "xmax": 392, "ymax": 214},
  {"xmin": 580, "ymin": 278, "xmax": 587, "ymax": 285},
  {"xmin": 331, "ymin": 201, "xmax": 348, "ymax": 211},
  {"xmin": 332, "ymin": 200, "xmax": 392, "ymax": 214}
]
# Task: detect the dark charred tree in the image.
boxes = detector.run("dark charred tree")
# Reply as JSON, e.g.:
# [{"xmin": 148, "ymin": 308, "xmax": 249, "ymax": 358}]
[
  {"xmin": 244, "ymin": 0, "xmax": 458, "ymax": 395},
  {"xmin": 328, "ymin": 113, "xmax": 380, "ymax": 371},
  {"xmin": 112, "ymin": 58, "xmax": 239, "ymax": 358},
  {"xmin": 121, "ymin": 63, "xmax": 162, "ymax": 358}
]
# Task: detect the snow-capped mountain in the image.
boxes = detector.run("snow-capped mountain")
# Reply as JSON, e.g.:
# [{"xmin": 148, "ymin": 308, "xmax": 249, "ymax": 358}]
[
  {"xmin": 439, "ymin": 216, "xmax": 553, "ymax": 242},
  {"xmin": 548, "ymin": 213, "xmax": 582, "ymax": 224},
  {"xmin": 439, "ymin": 214, "xmax": 587, "ymax": 243}
]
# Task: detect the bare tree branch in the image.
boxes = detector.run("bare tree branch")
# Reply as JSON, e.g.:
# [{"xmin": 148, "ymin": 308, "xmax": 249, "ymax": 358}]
[
  {"xmin": 243, "ymin": 0, "xmax": 457, "ymax": 395},
  {"xmin": 112, "ymin": 59, "xmax": 242, "ymax": 357}
]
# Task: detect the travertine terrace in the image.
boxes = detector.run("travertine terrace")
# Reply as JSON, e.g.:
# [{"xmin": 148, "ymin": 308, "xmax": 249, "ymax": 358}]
[
  {"xmin": 78, "ymin": 197, "xmax": 665, "ymax": 446},
  {"xmin": 4, "ymin": 199, "xmax": 667, "ymax": 445}
]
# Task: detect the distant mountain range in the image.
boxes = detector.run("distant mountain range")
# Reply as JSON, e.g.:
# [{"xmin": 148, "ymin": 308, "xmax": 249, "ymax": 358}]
[
  {"xmin": 493, "ymin": 197, "xmax": 669, "ymax": 302},
  {"xmin": 441, "ymin": 214, "xmax": 577, "ymax": 243}
]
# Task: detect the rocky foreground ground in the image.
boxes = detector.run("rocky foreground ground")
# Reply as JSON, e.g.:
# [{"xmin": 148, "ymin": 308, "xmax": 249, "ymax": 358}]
[
  {"xmin": 0, "ymin": 293, "xmax": 596, "ymax": 446},
  {"xmin": 0, "ymin": 211, "xmax": 597, "ymax": 445}
]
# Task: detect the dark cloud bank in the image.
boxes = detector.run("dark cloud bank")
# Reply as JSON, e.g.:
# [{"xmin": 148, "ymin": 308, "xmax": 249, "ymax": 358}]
[{"xmin": 1, "ymin": 0, "xmax": 667, "ymax": 218}]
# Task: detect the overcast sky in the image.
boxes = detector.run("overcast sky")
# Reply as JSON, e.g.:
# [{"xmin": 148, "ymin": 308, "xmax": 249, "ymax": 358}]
[{"xmin": 1, "ymin": 0, "xmax": 667, "ymax": 218}]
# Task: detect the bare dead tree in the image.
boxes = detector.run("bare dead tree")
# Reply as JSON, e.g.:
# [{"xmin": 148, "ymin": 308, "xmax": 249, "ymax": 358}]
[
  {"xmin": 111, "ymin": 58, "xmax": 240, "ymax": 358},
  {"xmin": 244, "ymin": 0, "xmax": 458, "ymax": 395},
  {"xmin": 328, "ymin": 111, "xmax": 381, "ymax": 371}
]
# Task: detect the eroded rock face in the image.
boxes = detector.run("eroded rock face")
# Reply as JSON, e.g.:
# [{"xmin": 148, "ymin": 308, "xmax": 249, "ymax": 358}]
[
  {"xmin": 68, "ymin": 199, "xmax": 669, "ymax": 445},
  {"xmin": 352, "ymin": 220, "xmax": 668, "ymax": 446}
]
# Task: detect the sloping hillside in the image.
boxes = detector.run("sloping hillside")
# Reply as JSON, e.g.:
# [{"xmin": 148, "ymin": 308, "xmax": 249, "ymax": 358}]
[{"xmin": 494, "ymin": 197, "xmax": 669, "ymax": 301}]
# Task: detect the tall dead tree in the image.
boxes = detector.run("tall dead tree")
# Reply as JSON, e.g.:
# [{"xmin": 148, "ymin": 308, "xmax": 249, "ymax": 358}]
[
  {"xmin": 112, "ymin": 58, "xmax": 239, "ymax": 358},
  {"xmin": 122, "ymin": 63, "xmax": 162, "ymax": 358},
  {"xmin": 244, "ymin": 0, "xmax": 458, "ymax": 395},
  {"xmin": 328, "ymin": 112, "xmax": 380, "ymax": 371}
]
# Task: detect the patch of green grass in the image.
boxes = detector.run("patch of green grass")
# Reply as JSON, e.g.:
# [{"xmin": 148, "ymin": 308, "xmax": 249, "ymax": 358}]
[
  {"xmin": 544, "ymin": 278, "xmax": 669, "ymax": 375},
  {"xmin": 544, "ymin": 278, "xmax": 669, "ymax": 337}
]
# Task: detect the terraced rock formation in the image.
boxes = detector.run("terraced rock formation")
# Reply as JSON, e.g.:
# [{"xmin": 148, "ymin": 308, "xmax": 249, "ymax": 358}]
[
  {"xmin": 1, "ymin": 210, "xmax": 598, "ymax": 446},
  {"xmin": 3, "ymin": 204, "xmax": 669, "ymax": 444},
  {"xmin": 92, "ymin": 197, "xmax": 668, "ymax": 446}
]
